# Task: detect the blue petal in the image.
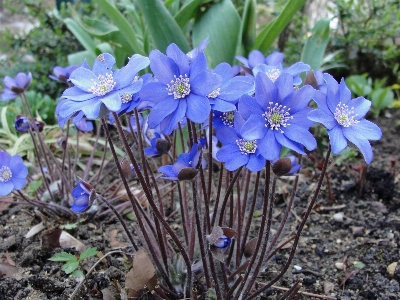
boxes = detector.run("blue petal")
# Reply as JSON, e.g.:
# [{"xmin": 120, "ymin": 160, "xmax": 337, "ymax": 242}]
[
  {"xmin": 339, "ymin": 78, "xmax": 351, "ymax": 105},
  {"xmin": 190, "ymin": 52, "xmax": 208, "ymax": 80},
  {"xmin": 71, "ymin": 195, "xmax": 90, "ymax": 213},
  {"xmin": 291, "ymin": 107, "xmax": 315, "ymax": 128},
  {"xmin": 212, "ymin": 99, "xmax": 237, "ymax": 112},
  {"xmin": 114, "ymin": 54, "xmax": 149, "ymax": 89},
  {"xmin": 158, "ymin": 165, "xmax": 176, "ymax": 178},
  {"xmin": 328, "ymin": 125, "xmax": 347, "ymax": 155},
  {"xmin": 10, "ymin": 176, "xmax": 26, "ymax": 190},
  {"xmin": 265, "ymin": 52, "xmax": 284, "ymax": 66},
  {"xmin": 191, "ymin": 72, "xmax": 222, "ymax": 97},
  {"xmin": 275, "ymin": 131, "xmax": 305, "ymax": 155},
  {"xmin": 101, "ymin": 92, "xmax": 121, "ymax": 112},
  {"xmin": 284, "ymin": 62, "xmax": 310, "ymax": 77},
  {"xmin": 351, "ymin": 119, "xmax": 382, "ymax": 140},
  {"xmin": 140, "ymin": 81, "xmax": 169, "ymax": 104},
  {"xmin": 62, "ymin": 86, "xmax": 95, "ymax": 101},
  {"xmin": 219, "ymin": 76, "xmax": 254, "ymax": 101},
  {"xmin": 150, "ymin": 49, "xmax": 179, "ymax": 85},
  {"xmin": 308, "ymin": 108, "xmax": 337, "ymax": 130},
  {"xmin": 248, "ymin": 50, "xmax": 266, "ymax": 68},
  {"xmin": 69, "ymin": 67, "xmax": 98, "ymax": 92},
  {"xmin": 81, "ymin": 100, "xmax": 102, "ymax": 119},
  {"xmin": 255, "ymin": 72, "xmax": 278, "ymax": 111},
  {"xmin": 148, "ymin": 97, "xmax": 179, "ymax": 128},
  {"xmin": 343, "ymin": 126, "xmax": 374, "ymax": 164},
  {"xmin": 283, "ymin": 85, "xmax": 314, "ymax": 114},
  {"xmin": 214, "ymin": 63, "xmax": 233, "ymax": 82},
  {"xmin": 275, "ymin": 73, "xmax": 294, "ymax": 101},
  {"xmin": 216, "ymin": 127, "xmax": 238, "ymax": 145},
  {"xmin": 0, "ymin": 182, "xmax": 14, "ymax": 196},
  {"xmin": 92, "ymin": 53, "xmax": 116, "ymax": 75},
  {"xmin": 352, "ymin": 97, "xmax": 371, "ymax": 119},
  {"xmin": 258, "ymin": 130, "xmax": 281, "ymax": 161},
  {"xmin": 166, "ymin": 43, "xmax": 190, "ymax": 76},
  {"xmin": 284, "ymin": 124, "xmax": 317, "ymax": 151},
  {"xmin": 238, "ymin": 94, "xmax": 264, "ymax": 120},
  {"xmin": 186, "ymin": 94, "xmax": 210, "ymax": 123},
  {"xmin": 240, "ymin": 114, "xmax": 267, "ymax": 140},
  {"xmin": 159, "ymin": 100, "xmax": 187, "ymax": 135},
  {"xmin": 246, "ymin": 154, "xmax": 265, "ymax": 172}
]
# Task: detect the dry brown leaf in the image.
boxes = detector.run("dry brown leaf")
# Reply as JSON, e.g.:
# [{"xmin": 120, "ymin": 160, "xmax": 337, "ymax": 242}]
[
  {"xmin": 323, "ymin": 281, "xmax": 335, "ymax": 294},
  {"xmin": 108, "ymin": 229, "xmax": 128, "ymax": 249},
  {"xmin": 0, "ymin": 197, "xmax": 13, "ymax": 212},
  {"xmin": 101, "ymin": 288, "xmax": 116, "ymax": 300},
  {"xmin": 26, "ymin": 222, "xmax": 46, "ymax": 239},
  {"xmin": 125, "ymin": 250, "xmax": 156, "ymax": 298},
  {"xmin": 59, "ymin": 230, "xmax": 85, "ymax": 252},
  {"xmin": 41, "ymin": 228, "xmax": 62, "ymax": 251},
  {"xmin": 0, "ymin": 262, "xmax": 23, "ymax": 280}
]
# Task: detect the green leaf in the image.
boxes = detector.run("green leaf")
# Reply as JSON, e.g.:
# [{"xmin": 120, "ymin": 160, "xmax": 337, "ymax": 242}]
[
  {"xmin": 62, "ymin": 261, "xmax": 80, "ymax": 274},
  {"xmin": 68, "ymin": 50, "xmax": 96, "ymax": 67},
  {"xmin": 345, "ymin": 75, "xmax": 372, "ymax": 96},
  {"xmin": 59, "ymin": 223, "xmax": 79, "ymax": 230},
  {"xmin": 97, "ymin": 0, "xmax": 144, "ymax": 55},
  {"xmin": 254, "ymin": 0, "xmax": 307, "ymax": 53},
  {"xmin": 79, "ymin": 247, "xmax": 99, "ymax": 261},
  {"xmin": 371, "ymin": 87, "xmax": 394, "ymax": 116},
  {"xmin": 136, "ymin": 0, "xmax": 190, "ymax": 53},
  {"xmin": 301, "ymin": 18, "xmax": 331, "ymax": 71},
  {"xmin": 71, "ymin": 269, "xmax": 84, "ymax": 278},
  {"xmin": 239, "ymin": 0, "xmax": 257, "ymax": 54},
  {"xmin": 174, "ymin": 0, "xmax": 203, "ymax": 28},
  {"xmin": 193, "ymin": 0, "xmax": 241, "ymax": 67},
  {"xmin": 64, "ymin": 18, "xmax": 96, "ymax": 56},
  {"xmin": 353, "ymin": 261, "xmax": 366, "ymax": 269},
  {"xmin": 48, "ymin": 252, "xmax": 77, "ymax": 262},
  {"xmin": 28, "ymin": 180, "xmax": 42, "ymax": 196}
]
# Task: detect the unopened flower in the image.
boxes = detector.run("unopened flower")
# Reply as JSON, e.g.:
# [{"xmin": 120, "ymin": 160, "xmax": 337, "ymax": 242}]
[
  {"xmin": 272, "ymin": 155, "xmax": 301, "ymax": 176},
  {"xmin": 0, "ymin": 151, "xmax": 28, "ymax": 196},
  {"xmin": 140, "ymin": 43, "xmax": 222, "ymax": 134},
  {"xmin": 56, "ymin": 54, "xmax": 149, "ymax": 127},
  {"xmin": 144, "ymin": 132, "xmax": 171, "ymax": 157},
  {"xmin": 239, "ymin": 72, "xmax": 317, "ymax": 161},
  {"xmin": 1, "ymin": 72, "xmax": 32, "ymax": 101},
  {"xmin": 158, "ymin": 143, "xmax": 207, "ymax": 181},
  {"xmin": 308, "ymin": 74, "xmax": 382, "ymax": 164},
  {"xmin": 49, "ymin": 65, "xmax": 78, "ymax": 83},
  {"xmin": 71, "ymin": 180, "xmax": 96, "ymax": 213}
]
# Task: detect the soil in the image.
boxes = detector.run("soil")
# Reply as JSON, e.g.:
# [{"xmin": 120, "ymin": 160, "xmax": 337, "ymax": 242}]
[{"xmin": 0, "ymin": 107, "xmax": 399, "ymax": 300}]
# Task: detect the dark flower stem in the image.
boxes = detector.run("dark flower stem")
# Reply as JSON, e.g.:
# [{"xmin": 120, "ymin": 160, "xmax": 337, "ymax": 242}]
[
  {"xmin": 211, "ymin": 163, "xmax": 224, "ymax": 226},
  {"xmin": 245, "ymin": 145, "xmax": 332, "ymax": 300}
]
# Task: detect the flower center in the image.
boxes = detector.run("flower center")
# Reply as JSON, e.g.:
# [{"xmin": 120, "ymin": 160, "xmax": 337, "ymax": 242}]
[
  {"xmin": 220, "ymin": 111, "xmax": 235, "ymax": 127},
  {"xmin": 334, "ymin": 102, "xmax": 359, "ymax": 127},
  {"xmin": 265, "ymin": 68, "xmax": 281, "ymax": 82},
  {"xmin": 121, "ymin": 93, "xmax": 133, "ymax": 103},
  {"xmin": 236, "ymin": 139, "xmax": 257, "ymax": 155},
  {"xmin": 89, "ymin": 73, "xmax": 116, "ymax": 96},
  {"xmin": 166, "ymin": 75, "xmax": 191, "ymax": 99},
  {"xmin": 207, "ymin": 88, "xmax": 220, "ymax": 99},
  {"xmin": 263, "ymin": 102, "xmax": 292, "ymax": 133},
  {"xmin": 0, "ymin": 166, "xmax": 12, "ymax": 182}
]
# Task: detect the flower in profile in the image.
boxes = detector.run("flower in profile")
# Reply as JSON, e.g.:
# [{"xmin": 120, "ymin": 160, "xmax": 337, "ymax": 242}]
[
  {"xmin": 1, "ymin": 72, "xmax": 32, "ymax": 101},
  {"xmin": 49, "ymin": 65, "xmax": 78, "ymax": 83},
  {"xmin": 139, "ymin": 43, "xmax": 222, "ymax": 135},
  {"xmin": 144, "ymin": 132, "xmax": 171, "ymax": 157},
  {"xmin": 207, "ymin": 226, "xmax": 236, "ymax": 261},
  {"xmin": 158, "ymin": 143, "xmax": 207, "ymax": 181},
  {"xmin": 71, "ymin": 180, "xmax": 96, "ymax": 213},
  {"xmin": 56, "ymin": 54, "xmax": 149, "ymax": 127},
  {"xmin": 0, "ymin": 151, "xmax": 28, "ymax": 196},
  {"xmin": 15, "ymin": 115, "xmax": 30, "ymax": 133},
  {"xmin": 74, "ymin": 118, "xmax": 94, "ymax": 132},
  {"xmin": 308, "ymin": 74, "xmax": 382, "ymax": 164},
  {"xmin": 216, "ymin": 114, "xmax": 265, "ymax": 172},
  {"xmin": 239, "ymin": 72, "xmax": 317, "ymax": 161}
]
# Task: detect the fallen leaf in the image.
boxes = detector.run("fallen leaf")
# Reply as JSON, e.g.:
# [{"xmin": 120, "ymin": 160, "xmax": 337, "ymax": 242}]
[
  {"xmin": 41, "ymin": 228, "xmax": 62, "ymax": 250},
  {"xmin": 323, "ymin": 281, "xmax": 335, "ymax": 294},
  {"xmin": 101, "ymin": 288, "xmax": 116, "ymax": 300},
  {"xmin": 387, "ymin": 262, "xmax": 398, "ymax": 278},
  {"xmin": 125, "ymin": 250, "xmax": 157, "ymax": 298},
  {"xmin": 108, "ymin": 229, "xmax": 128, "ymax": 249},
  {"xmin": 59, "ymin": 231, "xmax": 85, "ymax": 252},
  {"xmin": 26, "ymin": 222, "xmax": 46, "ymax": 239},
  {"xmin": 0, "ymin": 262, "xmax": 23, "ymax": 280},
  {"xmin": 0, "ymin": 197, "xmax": 13, "ymax": 211}
]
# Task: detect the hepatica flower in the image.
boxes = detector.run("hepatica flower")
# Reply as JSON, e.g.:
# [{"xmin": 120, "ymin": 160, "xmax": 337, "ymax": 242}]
[
  {"xmin": 239, "ymin": 72, "xmax": 317, "ymax": 161},
  {"xmin": 140, "ymin": 43, "xmax": 222, "ymax": 135},
  {"xmin": 0, "ymin": 151, "xmax": 28, "ymax": 196},
  {"xmin": 71, "ymin": 180, "xmax": 96, "ymax": 213},
  {"xmin": 308, "ymin": 74, "xmax": 382, "ymax": 164},
  {"xmin": 49, "ymin": 65, "xmax": 78, "ymax": 83},
  {"xmin": 1, "ymin": 72, "xmax": 32, "ymax": 101},
  {"xmin": 56, "ymin": 54, "xmax": 149, "ymax": 127},
  {"xmin": 216, "ymin": 114, "xmax": 265, "ymax": 172},
  {"xmin": 158, "ymin": 143, "xmax": 207, "ymax": 181}
]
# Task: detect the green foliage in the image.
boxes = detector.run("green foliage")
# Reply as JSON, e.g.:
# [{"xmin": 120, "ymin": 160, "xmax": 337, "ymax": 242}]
[
  {"xmin": 62, "ymin": 0, "xmax": 307, "ymax": 67},
  {"xmin": 329, "ymin": 0, "xmax": 400, "ymax": 83},
  {"xmin": 48, "ymin": 247, "xmax": 98, "ymax": 276},
  {"xmin": 346, "ymin": 75, "xmax": 395, "ymax": 119}
]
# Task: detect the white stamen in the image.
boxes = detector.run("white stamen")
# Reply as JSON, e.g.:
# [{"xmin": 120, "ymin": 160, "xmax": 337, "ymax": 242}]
[
  {"xmin": 88, "ymin": 73, "xmax": 116, "ymax": 96},
  {"xmin": 263, "ymin": 102, "xmax": 293, "ymax": 133},
  {"xmin": 265, "ymin": 68, "xmax": 281, "ymax": 82},
  {"xmin": 0, "ymin": 166, "xmax": 12, "ymax": 182},
  {"xmin": 236, "ymin": 139, "xmax": 257, "ymax": 155},
  {"xmin": 207, "ymin": 88, "xmax": 220, "ymax": 99},
  {"xmin": 166, "ymin": 75, "xmax": 191, "ymax": 99},
  {"xmin": 334, "ymin": 102, "xmax": 359, "ymax": 127}
]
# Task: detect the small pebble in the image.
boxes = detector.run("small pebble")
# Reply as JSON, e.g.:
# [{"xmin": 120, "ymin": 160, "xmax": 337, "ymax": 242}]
[
  {"xmin": 387, "ymin": 231, "xmax": 394, "ymax": 239},
  {"xmin": 335, "ymin": 262, "xmax": 344, "ymax": 270},
  {"xmin": 387, "ymin": 262, "xmax": 398, "ymax": 277},
  {"xmin": 336, "ymin": 239, "xmax": 342, "ymax": 244},
  {"xmin": 293, "ymin": 265, "xmax": 302, "ymax": 271},
  {"xmin": 333, "ymin": 212, "xmax": 344, "ymax": 222}
]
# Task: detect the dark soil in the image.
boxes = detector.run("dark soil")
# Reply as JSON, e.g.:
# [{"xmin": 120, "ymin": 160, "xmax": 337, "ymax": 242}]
[{"xmin": 0, "ymin": 108, "xmax": 399, "ymax": 300}]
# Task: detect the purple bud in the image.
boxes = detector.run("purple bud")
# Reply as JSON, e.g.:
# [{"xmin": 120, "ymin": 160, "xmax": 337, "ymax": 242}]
[{"xmin": 15, "ymin": 115, "xmax": 30, "ymax": 133}]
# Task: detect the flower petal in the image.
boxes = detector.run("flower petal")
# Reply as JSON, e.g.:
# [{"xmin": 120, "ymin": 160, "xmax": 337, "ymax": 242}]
[
  {"xmin": 275, "ymin": 131, "xmax": 305, "ymax": 154},
  {"xmin": 283, "ymin": 85, "xmax": 314, "ymax": 114},
  {"xmin": 92, "ymin": 53, "xmax": 116, "ymax": 75},
  {"xmin": 186, "ymin": 94, "xmax": 210, "ymax": 123},
  {"xmin": 327, "ymin": 125, "xmax": 347, "ymax": 155},
  {"xmin": 0, "ymin": 182, "xmax": 14, "ymax": 196},
  {"xmin": 240, "ymin": 114, "xmax": 267, "ymax": 140},
  {"xmin": 62, "ymin": 86, "xmax": 95, "ymax": 101},
  {"xmin": 159, "ymin": 100, "xmax": 187, "ymax": 135},
  {"xmin": 352, "ymin": 97, "xmax": 371, "ymax": 119},
  {"xmin": 101, "ymin": 92, "xmax": 121, "ymax": 112},
  {"xmin": 238, "ymin": 94, "xmax": 264, "ymax": 120},
  {"xmin": 246, "ymin": 154, "xmax": 265, "ymax": 172},
  {"xmin": 191, "ymin": 72, "xmax": 222, "ymax": 97},
  {"xmin": 284, "ymin": 124, "xmax": 316, "ymax": 151},
  {"xmin": 258, "ymin": 130, "xmax": 281, "ymax": 161},
  {"xmin": 343, "ymin": 126, "xmax": 374, "ymax": 164},
  {"xmin": 255, "ymin": 72, "xmax": 278, "ymax": 110},
  {"xmin": 351, "ymin": 119, "xmax": 382, "ymax": 140},
  {"xmin": 69, "ymin": 67, "xmax": 99, "ymax": 92},
  {"xmin": 148, "ymin": 96, "xmax": 179, "ymax": 128},
  {"xmin": 166, "ymin": 43, "xmax": 190, "ymax": 76},
  {"xmin": 11, "ymin": 176, "xmax": 26, "ymax": 190},
  {"xmin": 140, "ymin": 81, "xmax": 169, "ymax": 104},
  {"xmin": 150, "ymin": 49, "xmax": 179, "ymax": 85}
]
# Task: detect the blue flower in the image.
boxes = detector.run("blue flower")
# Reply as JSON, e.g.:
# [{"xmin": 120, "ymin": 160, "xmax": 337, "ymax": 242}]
[
  {"xmin": 236, "ymin": 50, "xmax": 284, "ymax": 69},
  {"xmin": 272, "ymin": 155, "xmax": 301, "ymax": 176},
  {"xmin": 208, "ymin": 63, "xmax": 254, "ymax": 112},
  {"xmin": 308, "ymin": 74, "xmax": 382, "ymax": 164},
  {"xmin": 186, "ymin": 37, "xmax": 209, "ymax": 63},
  {"xmin": 49, "ymin": 65, "xmax": 78, "ymax": 83},
  {"xmin": 71, "ymin": 180, "xmax": 96, "ymax": 213},
  {"xmin": 139, "ymin": 43, "xmax": 222, "ymax": 135},
  {"xmin": 239, "ymin": 72, "xmax": 317, "ymax": 161},
  {"xmin": 15, "ymin": 115, "xmax": 30, "ymax": 133},
  {"xmin": 144, "ymin": 132, "xmax": 171, "ymax": 157},
  {"xmin": 158, "ymin": 143, "xmax": 207, "ymax": 180},
  {"xmin": 216, "ymin": 114, "xmax": 265, "ymax": 172},
  {"xmin": 0, "ymin": 151, "xmax": 28, "ymax": 196},
  {"xmin": 56, "ymin": 54, "xmax": 149, "ymax": 127},
  {"xmin": 1, "ymin": 72, "xmax": 32, "ymax": 101},
  {"xmin": 74, "ymin": 118, "xmax": 94, "ymax": 132}
]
